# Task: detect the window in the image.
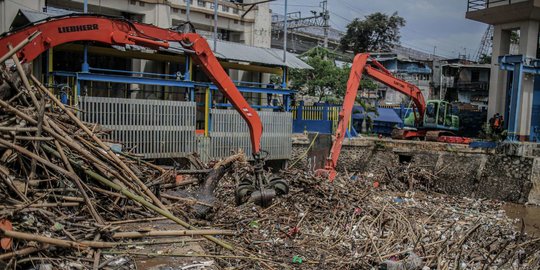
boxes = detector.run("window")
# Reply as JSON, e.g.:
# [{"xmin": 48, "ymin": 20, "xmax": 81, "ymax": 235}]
[
  {"xmin": 172, "ymin": 7, "xmax": 179, "ymax": 13},
  {"xmin": 181, "ymin": 9, "xmax": 186, "ymax": 14},
  {"xmin": 205, "ymin": 14, "xmax": 212, "ymax": 19},
  {"xmin": 471, "ymin": 70, "xmax": 480, "ymax": 82},
  {"xmin": 222, "ymin": 5, "xmax": 229, "ymax": 12},
  {"xmin": 425, "ymin": 103, "xmax": 436, "ymax": 124},
  {"xmin": 130, "ymin": 0, "xmax": 137, "ymax": 5},
  {"xmin": 139, "ymin": 1, "xmax": 145, "ymax": 7},
  {"xmin": 438, "ymin": 102, "xmax": 446, "ymax": 125},
  {"xmin": 184, "ymin": 0, "xmax": 193, "ymax": 3},
  {"xmin": 234, "ymin": 19, "xmax": 238, "ymax": 24},
  {"xmin": 210, "ymin": 3, "xmax": 215, "ymax": 9},
  {"xmin": 233, "ymin": 8, "xmax": 239, "ymax": 14},
  {"xmin": 198, "ymin": 0, "xmax": 205, "ymax": 7}
]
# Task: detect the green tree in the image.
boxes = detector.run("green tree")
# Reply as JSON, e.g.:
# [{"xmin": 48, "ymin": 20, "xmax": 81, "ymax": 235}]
[
  {"xmin": 340, "ymin": 12, "xmax": 405, "ymax": 54},
  {"xmin": 479, "ymin": 53, "xmax": 491, "ymax": 64},
  {"xmin": 288, "ymin": 47, "xmax": 380, "ymax": 102},
  {"xmin": 289, "ymin": 47, "xmax": 349, "ymax": 102}
]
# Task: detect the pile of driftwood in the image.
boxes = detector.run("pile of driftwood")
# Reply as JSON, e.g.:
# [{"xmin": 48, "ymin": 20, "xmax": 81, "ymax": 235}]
[
  {"xmin": 0, "ymin": 54, "xmax": 238, "ymax": 268},
  {"xmin": 382, "ymin": 162, "xmax": 437, "ymax": 192},
  {"xmin": 203, "ymin": 169, "xmax": 540, "ymax": 269}
]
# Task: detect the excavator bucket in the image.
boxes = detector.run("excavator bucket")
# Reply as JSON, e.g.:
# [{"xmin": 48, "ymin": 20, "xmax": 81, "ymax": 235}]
[{"xmin": 315, "ymin": 168, "xmax": 338, "ymax": 182}]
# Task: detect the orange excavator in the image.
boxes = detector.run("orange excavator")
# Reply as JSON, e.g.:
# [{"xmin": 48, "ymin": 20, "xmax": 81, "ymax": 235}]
[
  {"xmin": 316, "ymin": 53, "xmax": 465, "ymax": 181},
  {"xmin": 0, "ymin": 14, "xmax": 288, "ymax": 206}
]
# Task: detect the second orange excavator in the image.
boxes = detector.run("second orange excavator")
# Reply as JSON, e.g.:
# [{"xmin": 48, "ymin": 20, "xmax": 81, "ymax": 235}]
[{"xmin": 316, "ymin": 53, "xmax": 464, "ymax": 181}]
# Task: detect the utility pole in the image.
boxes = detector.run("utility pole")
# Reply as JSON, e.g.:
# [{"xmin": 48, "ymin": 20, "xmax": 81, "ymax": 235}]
[
  {"xmin": 321, "ymin": 0, "xmax": 329, "ymax": 48},
  {"xmin": 213, "ymin": 0, "xmax": 218, "ymax": 52},
  {"xmin": 283, "ymin": 0, "xmax": 288, "ymax": 63},
  {"xmin": 271, "ymin": 0, "xmax": 330, "ymax": 56},
  {"xmin": 82, "ymin": 0, "xmax": 89, "ymax": 72},
  {"xmin": 186, "ymin": 0, "xmax": 191, "ymax": 21}
]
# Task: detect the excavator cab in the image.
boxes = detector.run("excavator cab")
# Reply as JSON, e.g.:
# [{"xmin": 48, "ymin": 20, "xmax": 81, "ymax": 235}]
[{"xmin": 404, "ymin": 100, "xmax": 459, "ymax": 131}]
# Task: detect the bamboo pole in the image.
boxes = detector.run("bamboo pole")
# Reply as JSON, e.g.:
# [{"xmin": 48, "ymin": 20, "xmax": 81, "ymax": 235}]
[
  {"xmin": 83, "ymin": 168, "xmax": 234, "ymax": 250},
  {"xmin": 108, "ymin": 217, "xmax": 165, "ymax": 225},
  {"xmin": 0, "ymin": 99, "xmax": 138, "ymax": 194},
  {"xmin": 0, "ymin": 202, "xmax": 80, "ymax": 208},
  {"xmin": 0, "ymin": 245, "xmax": 45, "ymax": 260},
  {"xmin": 6, "ymin": 136, "xmax": 54, "ymax": 141},
  {"xmin": 0, "ymin": 228, "xmax": 117, "ymax": 249},
  {"xmin": 41, "ymin": 144, "xmax": 234, "ymax": 251},
  {"xmin": 0, "ymin": 138, "xmax": 105, "ymax": 223},
  {"xmin": 112, "ymin": 229, "xmax": 235, "ymax": 239},
  {"xmin": 32, "ymin": 75, "xmax": 166, "ymax": 210},
  {"xmin": 45, "ymin": 126, "xmax": 105, "ymax": 224},
  {"xmin": 0, "ymin": 127, "xmax": 39, "ymax": 132},
  {"xmin": 45, "ymin": 118, "xmax": 138, "ymax": 192}
]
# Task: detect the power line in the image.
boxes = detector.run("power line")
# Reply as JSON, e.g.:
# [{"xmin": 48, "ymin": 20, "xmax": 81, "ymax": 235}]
[
  {"xmin": 329, "ymin": 11, "xmax": 352, "ymax": 23},
  {"xmin": 272, "ymin": 4, "xmax": 319, "ymax": 7},
  {"xmin": 340, "ymin": 0, "xmax": 367, "ymax": 17}
]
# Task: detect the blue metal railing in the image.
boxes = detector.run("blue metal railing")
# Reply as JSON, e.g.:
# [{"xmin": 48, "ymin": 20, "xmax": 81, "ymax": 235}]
[{"xmin": 467, "ymin": 0, "xmax": 515, "ymax": 12}]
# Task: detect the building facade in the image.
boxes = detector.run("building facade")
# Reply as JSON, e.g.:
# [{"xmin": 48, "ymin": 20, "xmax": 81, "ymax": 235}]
[
  {"xmin": 371, "ymin": 53, "xmax": 433, "ymax": 105},
  {"xmin": 466, "ymin": 0, "xmax": 540, "ymax": 140},
  {"xmin": 1, "ymin": 0, "xmax": 271, "ymax": 47}
]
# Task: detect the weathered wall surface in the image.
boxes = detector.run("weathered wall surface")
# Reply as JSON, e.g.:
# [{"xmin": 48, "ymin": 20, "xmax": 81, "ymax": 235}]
[
  {"xmin": 528, "ymin": 158, "xmax": 540, "ymax": 204},
  {"xmin": 291, "ymin": 137, "xmax": 540, "ymax": 204}
]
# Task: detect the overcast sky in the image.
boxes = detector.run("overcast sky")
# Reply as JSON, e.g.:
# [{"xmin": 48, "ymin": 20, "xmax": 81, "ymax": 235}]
[{"xmin": 269, "ymin": 0, "xmax": 488, "ymax": 59}]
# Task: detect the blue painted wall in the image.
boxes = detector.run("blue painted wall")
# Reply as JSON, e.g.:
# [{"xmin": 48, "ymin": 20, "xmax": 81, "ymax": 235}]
[{"xmin": 531, "ymin": 75, "xmax": 540, "ymax": 142}]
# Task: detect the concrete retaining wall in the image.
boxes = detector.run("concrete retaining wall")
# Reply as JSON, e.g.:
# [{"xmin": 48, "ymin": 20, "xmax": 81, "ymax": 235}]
[{"xmin": 291, "ymin": 137, "xmax": 540, "ymax": 204}]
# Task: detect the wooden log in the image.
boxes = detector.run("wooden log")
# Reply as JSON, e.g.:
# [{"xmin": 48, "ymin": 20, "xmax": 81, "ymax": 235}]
[
  {"xmin": 0, "ymin": 228, "xmax": 117, "ymax": 249},
  {"xmin": 0, "ymin": 127, "xmax": 38, "ymax": 132},
  {"xmin": 0, "ymin": 202, "xmax": 80, "ymax": 209},
  {"xmin": 112, "ymin": 229, "xmax": 235, "ymax": 239},
  {"xmin": 1, "ymin": 136, "xmax": 54, "ymax": 141},
  {"xmin": 193, "ymin": 152, "xmax": 246, "ymax": 217},
  {"xmin": 0, "ymin": 245, "xmax": 45, "ymax": 260}
]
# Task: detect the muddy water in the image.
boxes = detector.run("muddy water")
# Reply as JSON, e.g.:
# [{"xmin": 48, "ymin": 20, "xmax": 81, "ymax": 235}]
[{"xmin": 502, "ymin": 203, "xmax": 540, "ymax": 237}]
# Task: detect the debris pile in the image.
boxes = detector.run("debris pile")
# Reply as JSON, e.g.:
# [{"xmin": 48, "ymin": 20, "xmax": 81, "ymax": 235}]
[
  {"xmin": 0, "ymin": 62, "xmax": 234, "ymax": 268},
  {"xmin": 2, "ymin": 59, "xmax": 540, "ymax": 269},
  {"xmin": 204, "ymin": 169, "xmax": 540, "ymax": 269},
  {"xmin": 382, "ymin": 162, "xmax": 436, "ymax": 192}
]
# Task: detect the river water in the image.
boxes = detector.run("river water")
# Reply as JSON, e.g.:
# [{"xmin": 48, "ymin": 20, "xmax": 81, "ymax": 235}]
[{"xmin": 502, "ymin": 203, "xmax": 540, "ymax": 237}]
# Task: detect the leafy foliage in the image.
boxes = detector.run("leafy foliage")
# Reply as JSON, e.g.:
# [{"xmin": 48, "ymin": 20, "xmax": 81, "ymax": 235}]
[
  {"xmin": 479, "ymin": 53, "xmax": 491, "ymax": 64},
  {"xmin": 288, "ymin": 47, "xmax": 380, "ymax": 102},
  {"xmin": 340, "ymin": 12, "xmax": 405, "ymax": 54},
  {"xmin": 288, "ymin": 47, "xmax": 349, "ymax": 101}
]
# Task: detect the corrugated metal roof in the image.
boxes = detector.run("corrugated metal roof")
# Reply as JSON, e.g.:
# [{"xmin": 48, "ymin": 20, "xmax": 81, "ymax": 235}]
[
  {"xmin": 11, "ymin": 8, "xmax": 74, "ymax": 30},
  {"xmin": 446, "ymin": 63, "xmax": 491, "ymax": 69},
  {"xmin": 169, "ymin": 40, "xmax": 311, "ymax": 69},
  {"xmin": 15, "ymin": 9, "xmax": 312, "ymax": 69}
]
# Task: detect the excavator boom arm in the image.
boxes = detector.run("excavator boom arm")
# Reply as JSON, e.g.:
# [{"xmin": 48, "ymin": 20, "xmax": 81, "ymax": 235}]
[
  {"xmin": 318, "ymin": 53, "xmax": 426, "ymax": 181},
  {"xmin": 0, "ymin": 14, "xmax": 263, "ymax": 155}
]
